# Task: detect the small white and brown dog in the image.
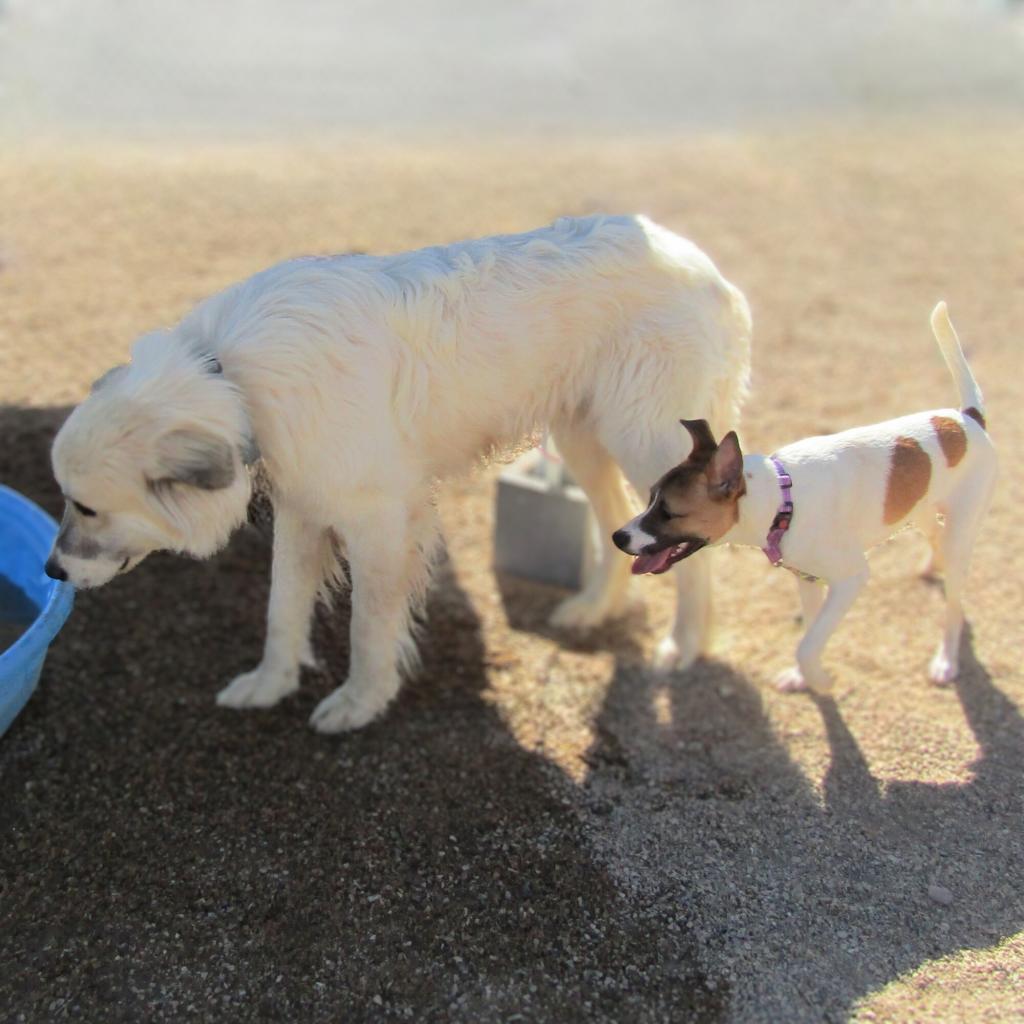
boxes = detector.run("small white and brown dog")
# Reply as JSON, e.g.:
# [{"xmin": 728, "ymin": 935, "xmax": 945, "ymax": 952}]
[
  {"xmin": 45, "ymin": 215, "xmax": 751, "ymax": 731},
  {"xmin": 614, "ymin": 302, "xmax": 997, "ymax": 692}
]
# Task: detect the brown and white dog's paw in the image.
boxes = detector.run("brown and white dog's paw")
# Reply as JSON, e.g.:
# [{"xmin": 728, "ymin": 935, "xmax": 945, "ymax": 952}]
[
  {"xmin": 928, "ymin": 648, "xmax": 959, "ymax": 685},
  {"xmin": 773, "ymin": 666, "xmax": 808, "ymax": 693},
  {"xmin": 217, "ymin": 665, "xmax": 299, "ymax": 709},
  {"xmin": 774, "ymin": 664, "xmax": 832, "ymax": 693}
]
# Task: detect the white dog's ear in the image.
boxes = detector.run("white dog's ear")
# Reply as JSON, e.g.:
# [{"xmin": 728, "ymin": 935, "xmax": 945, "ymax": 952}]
[
  {"xmin": 706, "ymin": 431, "xmax": 744, "ymax": 499},
  {"xmin": 90, "ymin": 364, "xmax": 128, "ymax": 393},
  {"xmin": 150, "ymin": 428, "xmax": 236, "ymax": 491},
  {"xmin": 239, "ymin": 433, "xmax": 261, "ymax": 466}
]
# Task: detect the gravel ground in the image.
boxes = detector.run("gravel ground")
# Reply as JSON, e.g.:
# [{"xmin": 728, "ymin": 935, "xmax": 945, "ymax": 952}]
[{"xmin": 1, "ymin": 126, "xmax": 1022, "ymax": 1021}]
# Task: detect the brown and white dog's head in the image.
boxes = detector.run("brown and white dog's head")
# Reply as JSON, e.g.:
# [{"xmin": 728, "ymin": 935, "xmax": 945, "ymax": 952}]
[
  {"xmin": 612, "ymin": 419, "xmax": 746, "ymax": 575},
  {"xmin": 45, "ymin": 332, "xmax": 256, "ymax": 589}
]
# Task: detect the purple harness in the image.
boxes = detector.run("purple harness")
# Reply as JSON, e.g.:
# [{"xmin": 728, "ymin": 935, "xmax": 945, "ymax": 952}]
[
  {"xmin": 762, "ymin": 456, "xmax": 794, "ymax": 567},
  {"xmin": 762, "ymin": 456, "xmax": 819, "ymax": 582}
]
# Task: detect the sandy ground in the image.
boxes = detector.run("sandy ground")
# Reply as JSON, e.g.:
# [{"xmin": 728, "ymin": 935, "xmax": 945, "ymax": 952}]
[{"xmin": 1, "ymin": 124, "xmax": 1023, "ymax": 1021}]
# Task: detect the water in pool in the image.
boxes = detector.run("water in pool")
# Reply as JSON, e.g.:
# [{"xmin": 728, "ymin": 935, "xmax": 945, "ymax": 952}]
[{"xmin": 0, "ymin": 574, "xmax": 39, "ymax": 652}]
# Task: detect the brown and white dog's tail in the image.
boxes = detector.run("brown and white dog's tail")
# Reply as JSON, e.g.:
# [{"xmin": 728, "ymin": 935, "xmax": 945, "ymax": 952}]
[{"xmin": 930, "ymin": 301, "xmax": 986, "ymax": 429}]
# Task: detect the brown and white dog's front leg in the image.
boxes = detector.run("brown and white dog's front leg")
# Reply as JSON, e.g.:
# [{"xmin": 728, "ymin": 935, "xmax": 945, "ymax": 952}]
[
  {"xmin": 775, "ymin": 564, "xmax": 868, "ymax": 692},
  {"xmin": 310, "ymin": 498, "xmax": 436, "ymax": 733},
  {"xmin": 218, "ymin": 506, "xmax": 329, "ymax": 709}
]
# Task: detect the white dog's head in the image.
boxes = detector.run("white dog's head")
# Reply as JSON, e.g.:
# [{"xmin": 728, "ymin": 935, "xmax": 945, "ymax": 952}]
[{"xmin": 46, "ymin": 331, "xmax": 256, "ymax": 588}]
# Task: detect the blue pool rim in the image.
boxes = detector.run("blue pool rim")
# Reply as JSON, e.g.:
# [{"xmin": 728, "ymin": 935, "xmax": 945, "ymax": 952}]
[{"xmin": 0, "ymin": 484, "xmax": 74, "ymax": 737}]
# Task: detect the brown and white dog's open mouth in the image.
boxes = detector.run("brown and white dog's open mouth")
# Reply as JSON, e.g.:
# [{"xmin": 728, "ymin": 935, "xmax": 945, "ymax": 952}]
[{"xmin": 631, "ymin": 538, "xmax": 708, "ymax": 575}]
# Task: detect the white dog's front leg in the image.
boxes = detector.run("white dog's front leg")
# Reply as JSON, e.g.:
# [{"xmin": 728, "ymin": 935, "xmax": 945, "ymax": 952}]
[
  {"xmin": 310, "ymin": 500, "xmax": 433, "ymax": 733},
  {"xmin": 653, "ymin": 554, "xmax": 712, "ymax": 672},
  {"xmin": 547, "ymin": 425, "xmax": 635, "ymax": 630},
  {"xmin": 218, "ymin": 508, "xmax": 328, "ymax": 710},
  {"xmin": 775, "ymin": 566, "xmax": 868, "ymax": 692}
]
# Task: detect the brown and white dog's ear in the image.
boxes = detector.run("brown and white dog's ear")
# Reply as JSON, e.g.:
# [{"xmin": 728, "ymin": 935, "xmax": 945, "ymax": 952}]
[
  {"xmin": 706, "ymin": 431, "xmax": 744, "ymax": 499},
  {"xmin": 680, "ymin": 418, "xmax": 718, "ymax": 461},
  {"xmin": 149, "ymin": 428, "xmax": 236, "ymax": 491}
]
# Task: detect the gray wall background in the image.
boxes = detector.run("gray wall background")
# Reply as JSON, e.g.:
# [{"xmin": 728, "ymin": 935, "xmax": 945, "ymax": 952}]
[{"xmin": 2, "ymin": 0, "xmax": 1023, "ymax": 139}]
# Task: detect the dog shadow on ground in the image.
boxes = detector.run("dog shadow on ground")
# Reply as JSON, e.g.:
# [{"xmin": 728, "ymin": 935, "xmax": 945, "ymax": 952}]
[
  {"xmin": 0, "ymin": 405, "xmax": 721, "ymax": 1023},
  {"xmin": 3, "ymin": 405, "xmax": 1020, "ymax": 1022},
  {"xmin": 580, "ymin": 616, "xmax": 1024, "ymax": 1021}
]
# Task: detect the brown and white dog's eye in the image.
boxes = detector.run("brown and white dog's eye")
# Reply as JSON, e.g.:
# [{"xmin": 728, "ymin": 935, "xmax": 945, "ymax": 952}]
[
  {"xmin": 657, "ymin": 500, "xmax": 682, "ymax": 520},
  {"xmin": 72, "ymin": 500, "xmax": 97, "ymax": 517}
]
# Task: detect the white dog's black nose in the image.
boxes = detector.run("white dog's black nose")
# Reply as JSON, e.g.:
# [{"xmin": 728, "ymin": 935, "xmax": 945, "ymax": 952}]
[
  {"xmin": 612, "ymin": 529, "xmax": 631, "ymax": 552},
  {"xmin": 44, "ymin": 558, "xmax": 68, "ymax": 582}
]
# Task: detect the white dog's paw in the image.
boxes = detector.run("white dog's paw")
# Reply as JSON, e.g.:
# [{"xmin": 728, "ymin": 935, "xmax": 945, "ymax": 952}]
[
  {"xmin": 217, "ymin": 665, "xmax": 299, "ymax": 709},
  {"xmin": 550, "ymin": 584, "xmax": 633, "ymax": 631},
  {"xmin": 309, "ymin": 685, "xmax": 386, "ymax": 734},
  {"xmin": 928, "ymin": 649, "xmax": 959, "ymax": 685},
  {"xmin": 652, "ymin": 634, "xmax": 700, "ymax": 674},
  {"xmin": 549, "ymin": 593, "xmax": 610, "ymax": 631}
]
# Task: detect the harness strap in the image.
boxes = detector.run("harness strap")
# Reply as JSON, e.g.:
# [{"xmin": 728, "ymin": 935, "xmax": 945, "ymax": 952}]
[{"xmin": 762, "ymin": 456, "xmax": 793, "ymax": 566}]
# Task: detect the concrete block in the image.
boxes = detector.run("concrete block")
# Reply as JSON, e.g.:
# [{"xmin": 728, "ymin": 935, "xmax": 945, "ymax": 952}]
[{"xmin": 493, "ymin": 447, "xmax": 595, "ymax": 590}]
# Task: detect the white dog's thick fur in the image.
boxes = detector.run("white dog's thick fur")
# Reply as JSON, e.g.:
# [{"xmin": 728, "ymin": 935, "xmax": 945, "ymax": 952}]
[{"xmin": 49, "ymin": 215, "xmax": 751, "ymax": 731}]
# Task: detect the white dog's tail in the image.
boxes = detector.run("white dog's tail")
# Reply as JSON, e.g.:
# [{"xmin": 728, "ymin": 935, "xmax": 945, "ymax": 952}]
[{"xmin": 931, "ymin": 301, "xmax": 986, "ymax": 427}]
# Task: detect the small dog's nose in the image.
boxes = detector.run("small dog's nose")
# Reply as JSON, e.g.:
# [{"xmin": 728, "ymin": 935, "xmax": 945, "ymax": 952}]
[
  {"xmin": 44, "ymin": 558, "xmax": 68, "ymax": 582},
  {"xmin": 612, "ymin": 528, "xmax": 631, "ymax": 552}
]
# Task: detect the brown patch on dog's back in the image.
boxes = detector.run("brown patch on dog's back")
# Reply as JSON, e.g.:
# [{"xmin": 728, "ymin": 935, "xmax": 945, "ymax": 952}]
[
  {"xmin": 964, "ymin": 406, "xmax": 987, "ymax": 430},
  {"xmin": 884, "ymin": 436, "xmax": 931, "ymax": 524},
  {"xmin": 931, "ymin": 415, "xmax": 967, "ymax": 467}
]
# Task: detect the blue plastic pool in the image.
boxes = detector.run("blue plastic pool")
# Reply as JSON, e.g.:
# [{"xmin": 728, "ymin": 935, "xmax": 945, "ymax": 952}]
[{"xmin": 0, "ymin": 485, "xmax": 74, "ymax": 736}]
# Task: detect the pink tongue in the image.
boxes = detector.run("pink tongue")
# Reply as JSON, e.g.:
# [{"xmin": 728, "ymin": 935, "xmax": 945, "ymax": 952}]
[{"xmin": 632, "ymin": 548, "xmax": 673, "ymax": 575}]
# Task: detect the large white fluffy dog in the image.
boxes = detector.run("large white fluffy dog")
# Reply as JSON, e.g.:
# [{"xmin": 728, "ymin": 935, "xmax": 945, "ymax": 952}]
[{"xmin": 47, "ymin": 215, "xmax": 751, "ymax": 732}]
